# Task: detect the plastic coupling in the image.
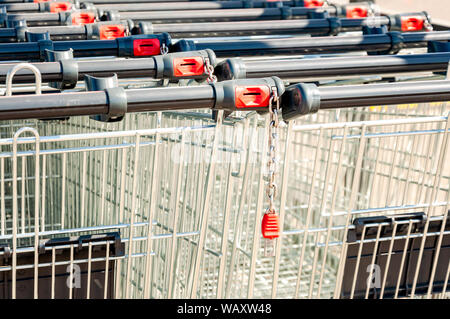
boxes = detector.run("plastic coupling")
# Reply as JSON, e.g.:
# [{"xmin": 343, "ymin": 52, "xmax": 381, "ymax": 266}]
[
  {"xmin": 211, "ymin": 77, "xmax": 284, "ymax": 111},
  {"xmin": 10, "ymin": 20, "xmax": 28, "ymax": 42},
  {"xmin": 25, "ymin": 31, "xmax": 54, "ymax": 61},
  {"xmin": 152, "ymin": 49, "xmax": 216, "ymax": 81},
  {"xmin": 117, "ymin": 33, "xmax": 172, "ymax": 58},
  {"xmin": 44, "ymin": 48, "xmax": 78, "ymax": 90},
  {"xmin": 295, "ymin": 0, "xmax": 326, "ymax": 8},
  {"xmin": 86, "ymin": 22, "xmax": 127, "ymax": 40},
  {"xmin": 388, "ymin": 12, "xmax": 431, "ymax": 32},
  {"xmin": 61, "ymin": 11, "xmax": 96, "ymax": 25},
  {"xmin": 41, "ymin": 2, "xmax": 73, "ymax": 13},
  {"xmin": 84, "ymin": 74, "xmax": 127, "ymax": 123}
]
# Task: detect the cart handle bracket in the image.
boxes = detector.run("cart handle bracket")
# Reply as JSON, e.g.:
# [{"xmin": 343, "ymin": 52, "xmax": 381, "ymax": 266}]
[{"xmin": 85, "ymin": 74, "xmax": 127, "ymax": 122}]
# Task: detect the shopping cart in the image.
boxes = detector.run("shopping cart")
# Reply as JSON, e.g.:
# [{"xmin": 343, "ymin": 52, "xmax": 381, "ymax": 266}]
[{"xmin": 0, "ymin": 97, "xmax": 448, "ymax": 299}]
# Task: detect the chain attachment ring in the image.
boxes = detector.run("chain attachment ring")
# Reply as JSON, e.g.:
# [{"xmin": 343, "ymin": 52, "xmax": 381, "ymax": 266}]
[
  {"xmin": 160, "ymin": 43, "xmax": 169, "ymax": 55},
  {"xmin": 205, "ymin": 58, "xmax": 217, "ymax": 83}
]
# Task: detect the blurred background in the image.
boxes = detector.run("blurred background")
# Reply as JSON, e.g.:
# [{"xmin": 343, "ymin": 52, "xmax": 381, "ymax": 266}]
[{"xmin": 344, "ymin": 0, "xmax": 450, "ymax": 26}]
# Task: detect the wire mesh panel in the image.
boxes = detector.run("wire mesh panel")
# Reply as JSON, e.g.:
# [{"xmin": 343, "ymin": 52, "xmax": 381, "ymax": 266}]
[{"xmin": 0, "ymin": 102, "xmax": 448, "ymax": 299}]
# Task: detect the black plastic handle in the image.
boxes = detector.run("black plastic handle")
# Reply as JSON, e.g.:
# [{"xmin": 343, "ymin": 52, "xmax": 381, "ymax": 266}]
[{"xmin": 281, "ymin": 80, "xmax": 450, "ymax": 121}]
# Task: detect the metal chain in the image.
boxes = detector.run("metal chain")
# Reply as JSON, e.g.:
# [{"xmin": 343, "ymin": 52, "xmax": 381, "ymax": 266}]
[
  {"xmin": 160, "ymin": 43, "xmax": 169, "ymax": 55},
  {"xmin": 424, "ymin": 17, "xmax": 434, "ymax": 31},
  {"xmin": 266, "ymin": 89, "xmax": 279, "ymax": 214},
  {"xmin": 205, "ymin": 58, "xmax": 217, "ymax": 83},
  {"xmin": 124, "ymin": 26, "xmax": 131, "ymax": 37},
  {"xmin": 263, "ymin": 89, "xmax": 280, "ymax": 257},
  {"xmin": 367, "ymin": 5, "xmax": 376, "ymax": 18}
]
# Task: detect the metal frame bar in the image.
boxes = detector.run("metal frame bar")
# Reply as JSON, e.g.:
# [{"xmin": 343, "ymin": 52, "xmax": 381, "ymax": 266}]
[
  {"xmin": 216, "ymin": 52, "xmax": 450, "ymax": 81},
  {"xmin": 173, "ymin": 31, "xmax": 450, "ymax": 57}
]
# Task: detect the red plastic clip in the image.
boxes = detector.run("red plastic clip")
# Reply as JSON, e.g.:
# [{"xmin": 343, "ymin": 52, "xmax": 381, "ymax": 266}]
[
  {"xmin": 49, "ymin": 2, "xmax": 72, "ymax": 13},
  {"xmin": 173, "ymin": 57, "xmax": 204, "ymax": 77},
  {"xmin": 346, "ymin": 6, "xmax": 368, "ymax": 18},
  {"xmin": 34, "ymin": 0, "xmax": 52, "ymax": 3},
  {"xmin": 133, "ymin": 38, "xmax": 161, "ymax": 57},
  {"xmin": 235, "ymin": 86, "xmax": 270, "ymax": 108},
  {"xmin": 261, "ymin": 213, "xmax": 280, "ymax": 239},
  {"xmin": 401, "ymin": 16, "xmax": 425, "ymax": 32},
  {"xmin": 99, "ymin": 25, "xmax": 125, "ymax": 40},
  {"xmin": 71, "ymin": 12, "xmax": 95, "ymax": 26},
  {"xmin": 303, "ymin": 0, "xmax": 325, "ymax": 8}
]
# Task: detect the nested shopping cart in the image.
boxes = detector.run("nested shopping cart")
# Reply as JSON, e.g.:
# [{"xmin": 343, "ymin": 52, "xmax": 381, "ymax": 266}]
[{"xmin": 0, "ymin": 95, "xmax": 448, "ymax": 299}]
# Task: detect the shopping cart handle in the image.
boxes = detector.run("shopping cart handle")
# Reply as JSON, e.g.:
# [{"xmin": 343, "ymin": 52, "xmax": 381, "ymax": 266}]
[
  {"xmin": 0, "ymin": 77, "xmax": 285, "ymax": 121},
  {"xmin": 281, "ymin": 80, "xmax": 450, "ymax": 121},
  {"xmin": 215, "ymin": 52, "xmax": 450, "ymax": 82},
  {"xmin": 0, "ymin": 33, "xmax": 172, "ymax": 61}
]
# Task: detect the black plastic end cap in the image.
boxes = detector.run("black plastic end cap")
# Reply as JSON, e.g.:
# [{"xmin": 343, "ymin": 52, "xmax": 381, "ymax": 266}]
[
  {"xmin": 170, "ymin": 39, "xmax": 197, "ymax": 53},
  {"xmin": 102, "ymin": 10, "xmax": 120, "ymax": 22},
  {"xmin": 281, "ymin": 83, "xmax": 320, "ymax": 122},
  {"xmin": 214, "ymin": 58, "xmax": 246, "ymax": 81},
  {"xmin": 132, "ymin": 21, "xmax": 154, "ymax": 35}
]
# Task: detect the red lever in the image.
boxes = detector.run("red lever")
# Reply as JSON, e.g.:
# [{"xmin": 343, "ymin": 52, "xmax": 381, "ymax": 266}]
[
  {"xmin": 133, "ymin": 38, "xmax": 161, "ymax": 57},
  {"xmin": 49, "ymin": 2, "xmax": 72, "ymax": 13},
  {"xmin": 235, "ymin": 86, "xmax": 271, "ymax": 108},
  {"xmin": 346, "ymin": 6, "xmax": 368, "ymax": 18},
  {"xmin": 401, "ymin": 16, "xmax": 425, "ymax": 32},
  {"xmin": 71, "ymin": 12, "xmax": 95, "ymax": 26},
  {"xmin": 173, "ymin": 57, "xmax": 204, "ymax": 77},
  {"xmin": 303, "ymin": 0, "xmax": 325, "ymax": 8},
  {"xmin": 99, "ymin": 25, "xmax": 125, "ymax": 40},
  {"xmin": 261, "ymin": 213, "xmax": 280, "ymax": 239}
]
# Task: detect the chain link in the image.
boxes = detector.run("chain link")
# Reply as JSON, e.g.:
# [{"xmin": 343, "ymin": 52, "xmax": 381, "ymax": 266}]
[
  {"xmin": 266, "ymin": 89, "xmax": 279, "ymax": 214},
  {"xmin": 160, "ymin": 43, "xmax": 169, "ymax": 55},
  {"xmin": 424, "ymin": 17, "xmax": 434, "ymax": 32},
  {"xmin": 205, "ymin": 58, "xmax": 217, "ymax": 83},
  {"xmin": 262, "ymin": 88, "xmax": 280, "ymax": 257}
]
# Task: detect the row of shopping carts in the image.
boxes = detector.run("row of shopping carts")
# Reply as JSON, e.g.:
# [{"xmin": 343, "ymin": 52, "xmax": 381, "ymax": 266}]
[{"xmin": 0, "ymin": 0, "xmax": 448, "ymax": 299}]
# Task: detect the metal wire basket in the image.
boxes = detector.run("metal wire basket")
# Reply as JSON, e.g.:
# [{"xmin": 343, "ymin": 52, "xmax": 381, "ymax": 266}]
[{"xmin": 0, "ymin": 101, "xmax": 448, "ymax": 299}]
